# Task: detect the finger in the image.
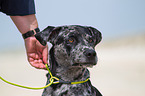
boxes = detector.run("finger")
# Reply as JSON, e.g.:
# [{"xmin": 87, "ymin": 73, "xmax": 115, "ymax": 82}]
[
  {"xmin": 35, "ymin": 62, "xmax": 47, "ymax": 69},
  {"xmin": 30, "ymin": 60, "xmax": 46, "ymax": 69},
  {"xmin": 42, "ymin": 46, "xmax": 48, "ymax": 64},
  {"xmin": 36, "ymin": 49, "xmax": 47, "ymax": 69},
  {"xmin": 37, "ymin": 51, "xmax": 43, "ymax": 59},
  {"xmin": 28, "ymin": 53, "xmax": 39, "ymax": 60},
  {"xmin": 38, "ymin": 64, "xmax": 47, "ymax": 69},
  {"xmin": 28, "ymin": 54, "xmax": 42, "ymax": 68}
]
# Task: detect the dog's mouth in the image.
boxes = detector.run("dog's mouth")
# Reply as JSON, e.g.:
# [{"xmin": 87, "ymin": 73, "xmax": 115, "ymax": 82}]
[{"xmin": 72, "ymin": 63, "xmax": 96, "ymax": 67}]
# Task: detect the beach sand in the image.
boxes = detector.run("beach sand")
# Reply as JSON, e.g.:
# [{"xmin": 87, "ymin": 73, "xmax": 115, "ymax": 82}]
[{"xmin": 0, "ymin": 34, "xmax": 145, "ymax": 96}]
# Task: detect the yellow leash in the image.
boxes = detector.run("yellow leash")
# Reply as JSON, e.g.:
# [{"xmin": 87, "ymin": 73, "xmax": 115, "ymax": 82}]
[{"xmin": 0, "ymin": 64, "xmax": 89, "ymax": 90}]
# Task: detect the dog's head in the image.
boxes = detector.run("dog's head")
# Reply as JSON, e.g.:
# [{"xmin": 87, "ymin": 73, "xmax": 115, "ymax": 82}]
[{"xmin": 35, "ymin": 25, "xmax": 102, "ymax": 68}]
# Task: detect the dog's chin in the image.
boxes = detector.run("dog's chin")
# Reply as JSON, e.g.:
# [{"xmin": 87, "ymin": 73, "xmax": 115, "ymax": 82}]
[{"xmin": 72, "ymin": 63, "xmax": 96, "ymax": 68}]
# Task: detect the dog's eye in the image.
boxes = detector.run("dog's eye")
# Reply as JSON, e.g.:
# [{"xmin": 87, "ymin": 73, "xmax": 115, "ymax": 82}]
[{"xmin": 68, "ymin": 38, "xmax": 74, "ymax": 43}]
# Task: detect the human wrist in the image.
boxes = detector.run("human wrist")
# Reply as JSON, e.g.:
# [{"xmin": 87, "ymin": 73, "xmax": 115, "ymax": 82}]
[
  {"xmin": 22, "ymin": 27, "xmax": 40, "ymax": 39},
  {"xmin": 24, "ymin": 36, "xmax": 36, "ymax": 45}
]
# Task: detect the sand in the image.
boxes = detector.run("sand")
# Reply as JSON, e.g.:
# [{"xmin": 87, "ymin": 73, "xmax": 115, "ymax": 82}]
[{"xmin": 0, "ymin": 34, "xmax": 145, "ymax": 96}]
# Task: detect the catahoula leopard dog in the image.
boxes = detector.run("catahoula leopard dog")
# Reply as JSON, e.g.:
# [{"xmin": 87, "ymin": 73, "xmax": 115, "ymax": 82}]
[{"xmin": 35, "ymin": 25, "xmax": 102, "ymax": 96}]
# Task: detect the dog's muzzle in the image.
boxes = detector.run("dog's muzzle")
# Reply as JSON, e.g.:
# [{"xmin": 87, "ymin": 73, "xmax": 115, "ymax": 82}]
[
  {"xmin": 72, "ymin": 49, "xmax": 97, "ymax": 67},
  {"xmin": 83, "ymin": 49, "xmax": 97, "ymax": 64},
  {"xmin": 84, "ymin": 49, "xmax": 96, "ymax": 58}
]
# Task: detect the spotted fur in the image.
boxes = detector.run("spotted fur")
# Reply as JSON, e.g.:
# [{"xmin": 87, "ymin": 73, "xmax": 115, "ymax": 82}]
[{"xmin": 35, "ymin": 25, "xmax": 102, "ymax": 96}]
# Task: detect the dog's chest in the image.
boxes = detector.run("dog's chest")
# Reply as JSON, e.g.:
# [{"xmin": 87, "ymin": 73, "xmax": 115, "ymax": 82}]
[{"xmin": 53, "ymin": 83, "xmax": 95, "ymax": 96}]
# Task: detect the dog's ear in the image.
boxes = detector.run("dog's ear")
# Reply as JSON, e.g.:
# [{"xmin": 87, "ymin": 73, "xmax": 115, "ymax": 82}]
[
  {"xmin": 35, "ymin": 26, "xmax": 55, "ymax": 46},
  {"xmin": 35, "ymin": 26, "xmax": 62, "ymax": 45},
  {"xmin": 48, "ymin": 27, "xmax": 62, "ymax": 44},
  {"xmin": 87, "ymin": 27, "xmax": 102, "ymax": 45}
]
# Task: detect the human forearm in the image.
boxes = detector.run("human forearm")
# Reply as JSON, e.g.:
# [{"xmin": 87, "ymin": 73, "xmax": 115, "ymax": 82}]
[{"xmin": 10, "ymin": 14, "xmax": 38, "ymax": 34}]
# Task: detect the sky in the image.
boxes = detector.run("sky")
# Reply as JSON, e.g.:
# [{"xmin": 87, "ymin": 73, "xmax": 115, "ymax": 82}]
[{"xmin": 0, "ymin": 0, "xmax": 145, "ymax": 51}]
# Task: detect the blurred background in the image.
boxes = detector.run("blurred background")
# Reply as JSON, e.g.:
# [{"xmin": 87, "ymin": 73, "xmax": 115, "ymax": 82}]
[{"xmin": 0, "ymin": 0, "xmax": 145, "ymax": 96}]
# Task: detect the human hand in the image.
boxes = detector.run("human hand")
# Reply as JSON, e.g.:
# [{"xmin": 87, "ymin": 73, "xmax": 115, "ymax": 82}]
[{"xmin": 24, "ymin": 36, "xmax": 48, "ymax": 69}]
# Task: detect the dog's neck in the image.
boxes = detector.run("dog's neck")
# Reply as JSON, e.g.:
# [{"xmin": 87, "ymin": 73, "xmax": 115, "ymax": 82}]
[
  {"xmin": 55, "ymin": 66, "xmax": 89, "ymax": 82},
  {"xmin": 49, "ymin": 47, "xmax": 90, "ymax": 82}
]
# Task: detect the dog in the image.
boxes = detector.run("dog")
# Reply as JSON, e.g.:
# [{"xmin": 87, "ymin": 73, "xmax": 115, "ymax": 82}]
[{"xmin": 35, "ymin": 25, "xmax": 102, "ymax": 96}]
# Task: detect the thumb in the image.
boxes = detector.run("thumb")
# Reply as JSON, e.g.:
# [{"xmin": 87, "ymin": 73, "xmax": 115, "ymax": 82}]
[{"xmin": 42, "ymin": 45, "xmax": 48, "ymax": 64}]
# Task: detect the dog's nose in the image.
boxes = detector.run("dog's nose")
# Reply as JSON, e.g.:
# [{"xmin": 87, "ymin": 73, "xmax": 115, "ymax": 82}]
[{"xmin": 84, "ymin": 49, "xmax": 96, "ymax": 58}]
